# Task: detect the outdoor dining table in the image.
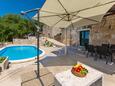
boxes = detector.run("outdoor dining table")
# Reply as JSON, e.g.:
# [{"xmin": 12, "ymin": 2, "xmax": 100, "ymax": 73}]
[{"xmin": 54, "ymin": 62, "xmax": 103, "ymax": 86}]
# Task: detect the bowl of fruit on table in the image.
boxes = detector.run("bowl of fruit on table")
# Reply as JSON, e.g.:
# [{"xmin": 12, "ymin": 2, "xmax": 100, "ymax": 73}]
[{"xmin": 71, "ymin": 64, "xmax": 88, "ymax": 77}]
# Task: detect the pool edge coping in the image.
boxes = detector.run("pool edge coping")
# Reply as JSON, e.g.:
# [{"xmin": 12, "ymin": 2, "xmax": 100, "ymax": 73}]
[{"xmin": 0, "ymin": 44, "xmax": 45, "ymax": 63}]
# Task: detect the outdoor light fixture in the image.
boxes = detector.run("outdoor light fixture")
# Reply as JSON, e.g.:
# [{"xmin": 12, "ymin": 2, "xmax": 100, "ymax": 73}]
[
  {"xmin": 20, "ymin": 8, "xmax": 40, "ymax": 78},
  {"xmin": 20, "ymin": 8, "xmax": 39, "ymax": 15}
]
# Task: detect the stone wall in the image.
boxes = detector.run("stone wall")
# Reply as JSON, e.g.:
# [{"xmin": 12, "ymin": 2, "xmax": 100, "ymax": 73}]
[
  {"xmin": 61, "ymin": 28, "xmax": 78, "ymax": 46},
  {"xmin": 61, "ymin": 14, "xmax": 115, "ymax": 46},
  {"xmin": 90, "ymin": 14, "xmax": 115, "ymax": 45},
  {"xmin": 13, "ymin": 36, "xmax": 37, "ymax": 45},
  {"xmin": 42, "ymin": 14, "xmax": 115, "ymax": 46},
  {"xmin": 42, "ymin": 25, "xmax": 53, "ymax": 38},
  {"xmin": 42, "ymin": 25, "xmax": 62, "ymax": 39}
]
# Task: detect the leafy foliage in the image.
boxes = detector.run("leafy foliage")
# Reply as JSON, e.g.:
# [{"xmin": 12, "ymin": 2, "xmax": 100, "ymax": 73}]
[
  {"xmin": 0, "ymin": 57, "xmax": 6, "ymax": 63},
  {"xmin": 0, "ymin": 14, "xmax": 38, "ymax": 42}
]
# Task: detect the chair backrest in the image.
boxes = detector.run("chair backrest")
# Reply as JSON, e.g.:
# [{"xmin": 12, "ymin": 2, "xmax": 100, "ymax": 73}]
[
  {"xmin": 87, "ymin": 45, "xmax": 95, "ymax": 52},
  {"xmin": 102, "ymin": 44, "xmax": 110, "ymax": 48},
  {"xmin": 95, "ymin": 46, "xmax": 101, "ymax": 54},
  {"xmin": 101, "ymin": 46, "xmax": 111, "ymax": 55},
  {"xmin": 84, "ymin": 43, "xmax": 88, "ymax": 50},
  {"xmin": 110, "ymin": 44, "xmax": 115, "ymax": 52},
  {"xmin": 110, "ymin": 44, "xmax": 115, "ymax": 49}
]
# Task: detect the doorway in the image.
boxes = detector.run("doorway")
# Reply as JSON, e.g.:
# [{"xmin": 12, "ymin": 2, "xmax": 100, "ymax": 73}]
[{"xmin": 80, "ymin": 30, "xmax": 90, "ymax": 46}]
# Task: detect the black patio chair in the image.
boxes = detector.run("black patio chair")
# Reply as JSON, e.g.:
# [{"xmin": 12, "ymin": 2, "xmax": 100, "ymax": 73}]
[
  {"xmin": 95, "ymin": 45, "xmax": 112, "ymax": 64},
  {"xmin": 110, "ymin": 44, "xmax": 115, "ymax": 52},
  {"xmin": 94, "ymin": 45, "xmax": 102, "ymax": 60},
  {"xmin": 110, "ymin": 44, "xmax": 115, "ymax": 62},
  {"xmin": 102, "ymin": 44, "xmax": 110, "ymax": 48},
  {"xmin": 103, "ymin": 46, "xmax": 112, "ymax": 64},
  {"xmin": 86, "ymin": 45, "xmax": 96, "ymax": 57},
  {"xmin": 84, "ymin": 43, "xmax": 88, "ymax": 51}
]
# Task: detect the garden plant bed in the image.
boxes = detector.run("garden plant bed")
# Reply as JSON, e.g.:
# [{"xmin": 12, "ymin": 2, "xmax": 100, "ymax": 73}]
[{"xmin": 0, "ymin": 57, "xmax": 9, "ymax": 71}]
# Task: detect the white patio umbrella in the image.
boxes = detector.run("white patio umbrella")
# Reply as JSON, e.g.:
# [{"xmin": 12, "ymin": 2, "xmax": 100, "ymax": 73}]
[{"xmin": 33, "ymin": 0, "xmax": 115, "ymax": 54}]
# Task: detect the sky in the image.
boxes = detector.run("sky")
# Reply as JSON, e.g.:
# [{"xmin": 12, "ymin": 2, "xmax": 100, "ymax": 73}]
[{"xmin": 0, "ymin": 0, "xmax": 45, "ymax": 17}]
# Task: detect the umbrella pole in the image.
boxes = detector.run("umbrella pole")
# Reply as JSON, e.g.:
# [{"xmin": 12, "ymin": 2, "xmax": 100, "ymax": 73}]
[
  {"xmin": 36, "ymin": 30, "xmax": 40, "ymax": 78},
  {"xmin": 37, "ymin": 10, "xmax": 40, "ymax": 78},
  {"xmin": 65, "ymin": 28, "xmax": 67, "ymax": 55},
  {"xmin": 35, "ymin": 32, "xmax": 40, "ymax": 78},
  {"xmin": 20, "ymin": 8, "xmax": 40, "ymax": 78}
]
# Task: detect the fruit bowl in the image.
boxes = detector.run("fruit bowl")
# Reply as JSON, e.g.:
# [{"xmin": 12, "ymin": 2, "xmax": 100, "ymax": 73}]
[{"xmin": 71, "ymin": 64, "xmax": 88, "ymax": 77}]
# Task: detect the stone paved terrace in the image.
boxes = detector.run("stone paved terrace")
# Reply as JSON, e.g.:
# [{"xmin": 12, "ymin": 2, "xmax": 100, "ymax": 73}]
[{"xmin": 0, "ymin": 45, "xmax": 115, "ymax": 86}]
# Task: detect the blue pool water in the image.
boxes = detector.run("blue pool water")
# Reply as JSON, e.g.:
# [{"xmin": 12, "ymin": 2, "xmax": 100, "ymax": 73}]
[{"xmin": 0, "ymin": 46, "xmax": 43, "ymax": 61}]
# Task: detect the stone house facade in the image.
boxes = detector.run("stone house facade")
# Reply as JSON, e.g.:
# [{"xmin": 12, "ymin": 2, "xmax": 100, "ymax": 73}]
[
  {"xmin": 58, "ymin": 14, "xmax": 115, "ymax": 46},
  {"xmin": 90, "ymin": 14, "xmax": 115, "ymax": 45},
  {"xmin": 42, "ymin": 5, "xmax": 115, "ymax": 46}
]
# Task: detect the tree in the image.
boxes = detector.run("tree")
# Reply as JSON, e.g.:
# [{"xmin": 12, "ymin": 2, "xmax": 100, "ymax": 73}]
[{"xmin": 0, "ymin": 14, "xmax": 36, "ymax": 42}]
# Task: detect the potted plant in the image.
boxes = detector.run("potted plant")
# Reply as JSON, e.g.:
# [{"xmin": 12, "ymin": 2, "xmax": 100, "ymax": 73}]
[
  {"xmin": 0, "ymin": 57, "xmax": 9, "ymax": 71},
  {"xmin": 43, "ymin": 40, "xmax": 53, "ymax": 47}
]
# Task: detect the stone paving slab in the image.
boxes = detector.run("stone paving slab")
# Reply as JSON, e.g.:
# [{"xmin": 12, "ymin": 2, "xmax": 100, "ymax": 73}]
[{"xmin": 21, "ymin": 68, "xmax": 55, "ymax": 86}]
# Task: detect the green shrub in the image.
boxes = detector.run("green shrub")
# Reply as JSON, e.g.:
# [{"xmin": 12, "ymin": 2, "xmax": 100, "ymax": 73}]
[
  {"xmin": 43, "ymin": 40, "xmax": 53, "ymax": 47},
  {"xmin": 0, "ymin": 57, "xmax": 6, "ymax": 63}
]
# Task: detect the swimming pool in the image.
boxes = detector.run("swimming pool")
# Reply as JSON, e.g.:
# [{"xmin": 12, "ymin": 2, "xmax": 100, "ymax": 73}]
[{"xmin": 0, "ymin": 45, "xmax": 44, "ymax": 62}]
